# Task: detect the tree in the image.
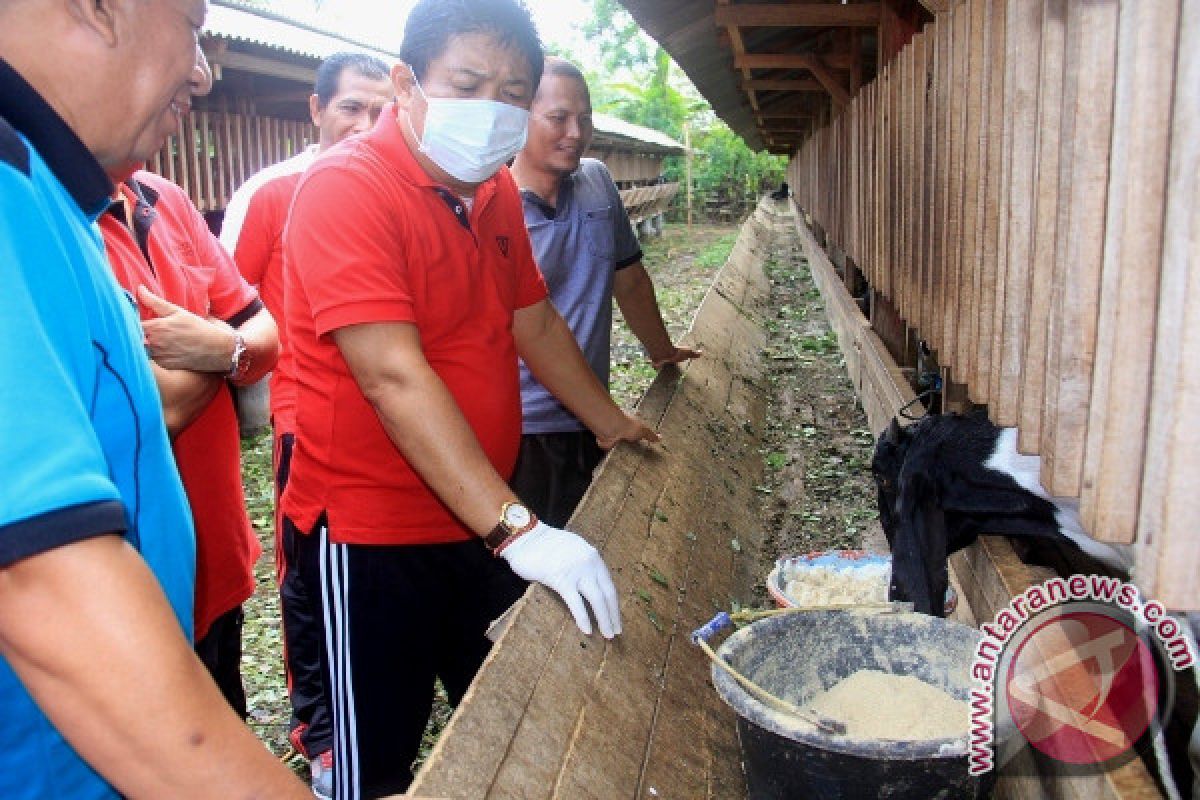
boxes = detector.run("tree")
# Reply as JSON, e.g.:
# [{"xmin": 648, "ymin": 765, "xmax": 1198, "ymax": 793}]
[
  {"xmin": 686, "ymin": 123, "xmax": 786, "ymax": 217},
  {"xmin": 582, "ymin": 0, "xmax": 653, "ymax": 73},
  {"xmin": 581, "ymin": 0, "xmax": 786, "ymax": 221}
]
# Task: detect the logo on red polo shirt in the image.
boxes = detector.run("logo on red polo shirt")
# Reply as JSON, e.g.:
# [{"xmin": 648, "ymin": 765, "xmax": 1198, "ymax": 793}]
[{"xmin": 496, "ymin": 235, "xmax": 510, "ymax": 257}]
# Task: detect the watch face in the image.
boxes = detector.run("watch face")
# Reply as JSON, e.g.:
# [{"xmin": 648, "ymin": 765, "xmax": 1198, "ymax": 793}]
[{"xmin": 504, "ymin": 503, "xmax": 531, "ymax": 529}]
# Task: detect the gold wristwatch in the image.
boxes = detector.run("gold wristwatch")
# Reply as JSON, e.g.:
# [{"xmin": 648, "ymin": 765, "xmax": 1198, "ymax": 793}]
[{"xmin": 484, "ymin": 501, "xmax": 537, "ymax": 553}]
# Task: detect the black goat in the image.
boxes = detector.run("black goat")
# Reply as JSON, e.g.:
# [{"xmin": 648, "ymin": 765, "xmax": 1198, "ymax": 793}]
[
  {"xmin": 873, "ymin": 413, "xmax": 1196, "ymax": 798},
  {"xmin": 871, "ymin": 412, "xmax": 1132, "ymax": 617}
]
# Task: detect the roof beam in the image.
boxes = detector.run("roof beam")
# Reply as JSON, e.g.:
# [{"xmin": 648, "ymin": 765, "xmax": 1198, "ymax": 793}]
[
  {"xmin": 803, "ymin": 54, "xmax": 851, "ymax": 106},
  {"xmin": 206, "ymin": 48, "xmax": 316, "ymax": 85},
  {"xmin": 740, "ymin": 78, "xmax": 825, "ymax": 92},
  {"xmin": 714, "ymin": 3, "xmax": 882, "ymax": 29},
  {"xmin": 662, "ymin": 14, "xmax": 718, "ymax": 52},
  {"xmin": 716, "ymin": 0, "xmax": 759, "ymax": 112},
  {"xmin": 757, "ymin": 95, "xmax": 823, "ymax": 114},
  {"xmin": 734, "ymin": 52, "xmax": 853, "ymax": 71},
  {"xmin": 733, "ymin": 52, "xmax": 851, "ymax": 106}
]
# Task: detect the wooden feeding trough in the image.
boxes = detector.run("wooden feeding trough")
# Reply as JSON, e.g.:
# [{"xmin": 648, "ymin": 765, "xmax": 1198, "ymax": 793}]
[
  {"xmin": 619, "ymin": 0, "xmax": 1196, "ymax": 795},
  {"xmin": 410, "ymin": 206, "xmax": 789, "ymax": 799}
]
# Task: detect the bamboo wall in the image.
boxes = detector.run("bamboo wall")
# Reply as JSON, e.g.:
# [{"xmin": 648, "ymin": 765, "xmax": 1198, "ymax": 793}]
[
  {"xmin": 150, "ymin": 105, "xmax": 316, "ymax": 214},
  {"xmin": 591, "ymin": 149, "xmax": 669, "ymax": 185},
  {"xmin": 787, "ymin": 0, "xmax": 1198, "ymax": 610},
  {"xmin": 153, "ymin": 106, "xmax": 670, "ymax": 217}
]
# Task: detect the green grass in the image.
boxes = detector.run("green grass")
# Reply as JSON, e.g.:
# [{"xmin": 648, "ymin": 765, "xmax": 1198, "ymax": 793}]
[
  {"xmin": 799, "ymin": 330, "xmax": 840, "ymax": 355},
  {"xmin": 238, "ymin": 430, "xmax": 292, "ymax": 756},
  {"xmin": 693, "ymin": 232, "xmax": 739, "ymax": 269},
  {"xmin": 609, "ymin": 224, "xmax": 737, "ymax": 408}
]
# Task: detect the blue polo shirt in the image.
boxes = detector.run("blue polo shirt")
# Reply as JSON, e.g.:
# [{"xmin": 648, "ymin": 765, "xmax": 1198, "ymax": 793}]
[
  {"xmin": 519, "ymin": 158, "xmax": 642, "ymax": 433},
  {"xmin": 0, "ymin": 59, "xmax": 195, "ymax": 799}
]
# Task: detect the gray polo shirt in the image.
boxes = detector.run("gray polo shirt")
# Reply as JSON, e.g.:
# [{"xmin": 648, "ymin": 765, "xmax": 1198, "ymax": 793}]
[{"xmin": 519, "ymin": 158, "xmax": 642, "ymax": 433}]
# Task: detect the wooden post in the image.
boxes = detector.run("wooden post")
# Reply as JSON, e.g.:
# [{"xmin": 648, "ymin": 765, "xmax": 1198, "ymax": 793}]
[
  {"xmin": 1135, "ymin": 0, "xmax": 1200, "ymax": 609},
  {"xmin": 990, "ymin": 0, "xmax": 1043, "ymax": 427},
  {"xmin": 1018, "ymin": 0, "xmax": 1067, "ymax": 454},
  {"xmin": 971, "ymin": 0, "xmax": 1007, "ymax": 404},
  {"xmin": 1081, "ymin": 0, "xmax": 1180, "ymax": 543},
  {"xmin": 684, "ymin": 122, "xmax": 693, "ymax": 231},
  {"xmin": 1040, "ymin": 0, "xmax": 1120, "ymax": 497}
]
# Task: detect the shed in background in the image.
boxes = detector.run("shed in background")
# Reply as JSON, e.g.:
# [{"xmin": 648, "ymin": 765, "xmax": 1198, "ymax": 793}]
[{"xmin": 162, "ymin": 1, "xmax": 685, "ymax": 240}]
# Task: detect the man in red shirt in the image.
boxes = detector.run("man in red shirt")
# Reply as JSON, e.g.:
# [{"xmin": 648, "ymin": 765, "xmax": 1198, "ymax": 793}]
[
  {"xmin": 283, "ymin": 0, "xmax": 658, "ymax": 796},
  {"xmin": 100, "ymin": 165, "xmax": 279, "ymax": 718},
  {"xmin": 220, "ymin": 52, "xmax": 391, "ymax": 794}
]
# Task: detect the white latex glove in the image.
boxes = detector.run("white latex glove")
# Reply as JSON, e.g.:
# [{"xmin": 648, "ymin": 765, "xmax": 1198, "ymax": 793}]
[{"xmin": 499, "ymin": 522, "xmax": 622, "ymax": 639}]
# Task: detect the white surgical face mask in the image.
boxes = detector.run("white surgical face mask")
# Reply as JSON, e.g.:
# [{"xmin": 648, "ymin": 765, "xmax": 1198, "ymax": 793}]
[{"xmin": 409, "ymin": 73, "xmax": 529, "ymax": 184}]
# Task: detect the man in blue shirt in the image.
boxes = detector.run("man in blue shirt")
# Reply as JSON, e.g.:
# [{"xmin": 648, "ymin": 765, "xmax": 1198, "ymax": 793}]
[
  {"xmin": 0, "ymin": 0, "xmax": 308, "ymax": 797},
  {"xmin": 510, "ymin": 57, "xmax": 701, "ymax": 526}
]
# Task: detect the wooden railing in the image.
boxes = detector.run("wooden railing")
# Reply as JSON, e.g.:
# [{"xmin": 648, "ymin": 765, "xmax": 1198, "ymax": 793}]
[
  {"xmin": 618, "ymin": 182, "xmax": 679, "ymax": 225},
  {"xmin": 786, "ymin": 0, "xmax": 1198, "ymax": 610}
]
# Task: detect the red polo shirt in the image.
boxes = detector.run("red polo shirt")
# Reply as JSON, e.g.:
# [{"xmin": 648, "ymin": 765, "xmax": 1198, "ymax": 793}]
[
  {"xmin": 282, "ymin": 105, "xmax": 548, "ymax": 545},
  {"xmin": 100, "ymin": 170, "xmax": 264, "ymax": 641},
  {"xmin": 227, "ymin": 157, "xmax": 311, "ymax": 435}
]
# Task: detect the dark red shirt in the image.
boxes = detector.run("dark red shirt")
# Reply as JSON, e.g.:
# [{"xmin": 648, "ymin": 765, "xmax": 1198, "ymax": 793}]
[
  {"xmin": 229, "ymin": 168, "xmax": 305, "ymax": 434},
  {"xmin": 101, "ymin": 170, "xmax": 264, "ymax": 640}
]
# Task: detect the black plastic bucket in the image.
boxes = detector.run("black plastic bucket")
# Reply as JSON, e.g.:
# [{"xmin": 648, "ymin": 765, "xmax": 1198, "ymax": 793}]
[{"xmin": 711, "ymin": 609, "xmax": 995, "ymax": 800}]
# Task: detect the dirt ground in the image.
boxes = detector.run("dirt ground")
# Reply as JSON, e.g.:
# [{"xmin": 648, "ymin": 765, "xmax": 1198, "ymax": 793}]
[
  {"xmin": 237, "ymin": 214, "xmax": 882, "ymax": 771},
  {"xmin": 751, "ymin": 215, "xmax": 883, "ymax": 600}
]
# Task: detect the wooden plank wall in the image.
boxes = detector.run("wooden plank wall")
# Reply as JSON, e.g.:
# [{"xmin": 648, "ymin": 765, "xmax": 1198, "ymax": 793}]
[
  {"xmin": 794, "ymin": 214, "xmax": 1162, "ymax": 799},
  {"xmin": 786, "ymin": 0, "xmax": 1197, "ymax": 611},
  {"xmin": 151, "ymin": 110, "xmax": 672, "ymax": 218},
  {"xmin": 149, "ymin": 102, "xmax": 317, "ymax": 213},
  {"xmin": 590, "ymin": 149, "xmax": 668, "ymax": 184}
]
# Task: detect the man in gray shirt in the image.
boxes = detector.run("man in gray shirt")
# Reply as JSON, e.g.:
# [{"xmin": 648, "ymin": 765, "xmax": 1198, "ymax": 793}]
[{"xmin": 510, "ymin": 57, "xmax": 701, "ymax": 526}]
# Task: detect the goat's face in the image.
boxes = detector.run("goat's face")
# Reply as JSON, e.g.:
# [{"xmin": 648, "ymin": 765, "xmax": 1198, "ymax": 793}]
[{"xmin": 872, "ymin": 418, "xmax": 909, "ymax": 548}]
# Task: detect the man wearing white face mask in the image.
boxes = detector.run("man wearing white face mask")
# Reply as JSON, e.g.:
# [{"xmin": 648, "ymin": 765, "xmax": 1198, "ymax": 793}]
[{"xmin": 280, "ymin": 1, "xmax": 659, "ymax": 796}]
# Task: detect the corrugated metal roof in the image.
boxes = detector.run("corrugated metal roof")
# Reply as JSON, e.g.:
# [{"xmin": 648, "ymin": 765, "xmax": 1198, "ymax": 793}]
[
  {"xmin": 592, "ymin": 113, "xmax": 685, "ymax": 154},
  {"xmin": 204, "ymin": 1, "xmax": 399, "ymax": 63},
  {"xmin": 203, "ymin": 3, "xmax": 676, "ymax": 155}
]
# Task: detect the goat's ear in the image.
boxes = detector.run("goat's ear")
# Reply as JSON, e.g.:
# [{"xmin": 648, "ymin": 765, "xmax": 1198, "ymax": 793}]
[
  {"xmin": 890, "ymin": 473, "xmax": 951, "ymax": 617},
  {"xmin": 885, "ymin": 416, "xmax": 903, "ymax": 445},
  {"xmin": 917, "ymin": 497, "xmax": 951, "ymax": 618}
]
